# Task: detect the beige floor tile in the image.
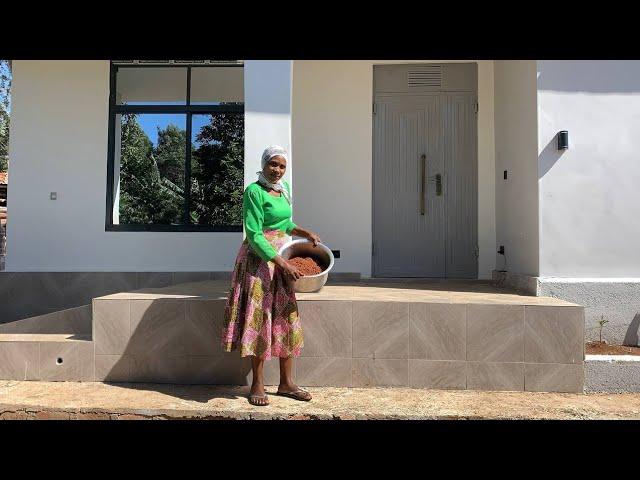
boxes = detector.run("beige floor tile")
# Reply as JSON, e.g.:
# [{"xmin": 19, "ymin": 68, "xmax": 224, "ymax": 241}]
[
  {"xmin": 353, "ymin": 302, "xmax": 408, "ymax": 359},
  {"xmin": 408, "ymin": 360, "xmax": 466, "ymax": 389},
  {"xmin": 93, "ymin": 299, "xmax": 130, "ymax": 355},
  {"xmin": 184, "ymin": 300, "xmax": 225, "ymax": 356},
  {"xmin": 298, "ymin": 301, "xmax": 352, "ymax": 357},
  {"xmin": 525, "ymin": 306, "xmax": 584, "ymax": 364},
  {"xmin": 296, "ymin": 357, "xmax": 352, "ymax": 387},
  {"xmin": 409, "ymin": 303, "xmax": 466, "ymax": 360},
  {"xmin": 128, "ymin": 299, "xmax": 186, "ymax": 356},
  {"xmin": 129, "ymin": 354, "xmax": 190, "ymax": 383},
  {"xmin": 94, "ymin": 354, "xmax": 132, "ymax": 382},
  {"xmin": 352, "ymin": 358, "xmax": 408, "ymax": 387},
  {"xmin": 467, "ymin": 305, "xmax": 524, "ymax": 362},
  {"xmin": 466, "ymin": 362, "xmax": 524, "ymax": 391},
  {"xmin": 39, "ymin": 341, "xmax": 94, "ymax": 382},
  {"xmin": 184, "ymin": 354, "xmax": 251, "ymax": 385},
  {"xmin": 525, "ymin": 363, "xmax": 584, "ymax": 393},
  {"xmin": 0, "ymin": 342, "xmax": 40, "ymax": 380}
]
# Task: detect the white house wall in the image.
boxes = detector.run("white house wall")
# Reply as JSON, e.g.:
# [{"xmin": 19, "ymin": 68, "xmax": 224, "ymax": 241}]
[
  {"xmin": 493, "ymin": 60, "xmax": 539, "ymax": 276},
  {"xmin": 6, "ymin": 60, "xmax": 242, "ymax": 271},
  {"xmin": 7, "ymin": 59, "xmax": 494, "ymax": 277},
  {"xmin": 244, "ymin": 61, "xmax": 293, "ymax": 191},
  {"xmin": 537, "ymin": 60, "xmax": 640, "ymax": 278},
  {"xmin": 292, "ymin": 60, "xmax": 496, "ymax": 278},
  {"xmin": 291, "ymin": 61, "xmax": 373, "ymax": 276}
]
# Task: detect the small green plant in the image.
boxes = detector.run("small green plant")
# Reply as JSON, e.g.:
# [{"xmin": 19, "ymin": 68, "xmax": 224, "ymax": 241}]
[{"xmin": 597, "ymin": 315, "xmax": 609, "ymax": 343}]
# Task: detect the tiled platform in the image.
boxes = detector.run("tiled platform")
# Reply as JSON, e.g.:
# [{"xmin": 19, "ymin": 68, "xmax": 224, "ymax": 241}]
[{"xmin": 0, "ymin": 279, "xmax": 585, "ymax": 393}]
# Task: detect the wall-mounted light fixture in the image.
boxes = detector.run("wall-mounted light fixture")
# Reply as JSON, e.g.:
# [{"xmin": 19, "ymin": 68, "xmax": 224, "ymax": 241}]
[{"xmin": 557, "ymin": 130, "xmax": 569, "ymax": 150}]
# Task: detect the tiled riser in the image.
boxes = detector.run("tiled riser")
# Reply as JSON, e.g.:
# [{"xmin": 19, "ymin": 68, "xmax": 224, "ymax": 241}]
[
  {"xmin": 92, "ymin": 298, "xmax": 262, "ymax": 385},
  {"xmin": 1, "ymin": 298, "xmax": 584, "ymax": 392},
  {"xmin": 296, "ymin": 301, "xmax": 584, "ymax": 392},
  {"xmin": 87, "ymin": 298, "xmax": 584, "ymax": 392},
  {"xmin": 0, "ymin": 340, "xmax": 94, "ymax": 381}
]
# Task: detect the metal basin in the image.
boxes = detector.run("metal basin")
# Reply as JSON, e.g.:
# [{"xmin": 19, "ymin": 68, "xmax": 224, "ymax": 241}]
[{"xmin": 277, "ymin": 239, "xmax": 334, "ymax": 293}]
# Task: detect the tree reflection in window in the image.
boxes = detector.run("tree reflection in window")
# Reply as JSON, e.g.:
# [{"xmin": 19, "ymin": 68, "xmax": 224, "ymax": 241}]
[
  {"xmin": 118, "ymin": 113, "xmax": 185, "ymax": 225},
  {"xmin": 191, "ymin": 106, "xmax": 244, "ymax": 226},
  {"xmin": 108, "ymin": 62, "xmax": 244, "ymax": 230}
]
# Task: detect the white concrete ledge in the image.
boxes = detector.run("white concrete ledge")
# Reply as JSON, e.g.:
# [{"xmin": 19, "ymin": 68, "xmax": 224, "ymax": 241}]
[
  {"xmin": 539, "ymin": 277, "xmax": 640, "ymax": 283},
  {"xmin": 586, "ymin": 354, "xmax": 640, "ymax": 362}
]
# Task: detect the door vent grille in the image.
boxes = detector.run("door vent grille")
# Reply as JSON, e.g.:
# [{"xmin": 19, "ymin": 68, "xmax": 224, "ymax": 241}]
[
  {"xmin": 407, "ymin": 65, "xmax": 442, "ymax": 88},
  {"xmin": 112, "ymin": 60, "xmax": 244, "ymax": 66}
]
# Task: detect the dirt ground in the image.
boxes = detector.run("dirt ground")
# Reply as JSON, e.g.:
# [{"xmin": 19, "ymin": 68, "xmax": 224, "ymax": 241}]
[
  {"xmin": 586, "ymin": 341, "xmax": 640, "ymax": 356},
  {"xmin": 1, "ymin": 380, "xmax": 640, "ymax": 420}
]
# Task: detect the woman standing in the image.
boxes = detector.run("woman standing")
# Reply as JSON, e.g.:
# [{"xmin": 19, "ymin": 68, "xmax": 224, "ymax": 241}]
[{"xmin": 221, "ymin": 145, "xmax": 322, "ymax": 406}]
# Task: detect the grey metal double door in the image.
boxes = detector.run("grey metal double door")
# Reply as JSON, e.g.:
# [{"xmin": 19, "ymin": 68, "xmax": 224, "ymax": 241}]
[{"xmin": 373, "ymin": 92, "xmax": 478, "ymax": 278}]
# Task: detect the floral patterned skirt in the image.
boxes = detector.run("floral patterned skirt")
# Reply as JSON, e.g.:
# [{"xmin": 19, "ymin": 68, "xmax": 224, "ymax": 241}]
[{"xmin": 221, "ymin": 229, "xmax": 303, "ymax": 360}]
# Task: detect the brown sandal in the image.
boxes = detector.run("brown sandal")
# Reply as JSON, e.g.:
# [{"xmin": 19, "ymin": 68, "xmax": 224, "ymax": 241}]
[
  {"xmin": 248, "ymin": 393, "xmax": 269, "ymax": 406},
  {"xmin": 276, "ymin": 388, "xmax": 312, "ymax": 402}
]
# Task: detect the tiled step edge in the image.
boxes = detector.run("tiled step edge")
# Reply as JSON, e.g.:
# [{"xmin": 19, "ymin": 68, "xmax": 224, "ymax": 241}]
[
  {"xmin": 0, "ymin": 305, "xmax": 92, "ymax": 335},
  {"xmin": 0, "ymin": 336, "xmax": 94, "ymax": 382}
]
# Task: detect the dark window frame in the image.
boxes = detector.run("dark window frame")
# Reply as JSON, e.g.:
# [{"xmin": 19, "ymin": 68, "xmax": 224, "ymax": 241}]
[{"xmin": 105, "ymin": 62, "xmax": 244, "ymax": 232}]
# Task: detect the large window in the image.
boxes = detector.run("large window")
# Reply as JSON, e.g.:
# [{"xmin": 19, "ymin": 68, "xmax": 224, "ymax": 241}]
[{"xmin": 106, "ymin": 61, "xmax": 244, "ymax": 231}]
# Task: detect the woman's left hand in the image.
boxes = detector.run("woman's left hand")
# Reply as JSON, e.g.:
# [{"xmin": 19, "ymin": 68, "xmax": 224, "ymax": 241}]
[{"xmin": 307, "ymin": 230, "xmax": 322, "ymax": 247}]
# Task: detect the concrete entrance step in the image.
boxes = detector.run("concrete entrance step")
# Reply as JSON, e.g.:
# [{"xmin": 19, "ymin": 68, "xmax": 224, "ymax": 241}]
[
  {"xmin": 0, "ymin": 333, "xmax": 94, "ymax": 382},
  {"xmin": 0, "ymin": 280, "xmax": 586, "ymax": 393},
  {"xmin": 1, "ymin": 381, "xmax": 639, "ymax": 420},
  {"xmin": 86, "ymin": 280, "xmax": 585, "ymax": 392}
]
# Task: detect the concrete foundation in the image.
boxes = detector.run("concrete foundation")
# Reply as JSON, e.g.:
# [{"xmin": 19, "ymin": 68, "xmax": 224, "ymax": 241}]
[
  {"xmin": 0, "ymin": 271, "xmax": 361, "ymax": 324},
  {"xmin": 585, "ymin": 355, "xmax": 640, "ymax": 393},
  {"xmin": 538, "ymin": 279, "xmax": 640, "ymax": 347},
  {"xmin": 493, "ymin": 271, "xmax": 640, "ymax": 346}
]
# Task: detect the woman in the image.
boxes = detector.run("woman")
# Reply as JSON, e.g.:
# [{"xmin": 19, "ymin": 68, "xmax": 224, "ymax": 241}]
[{"xmin": 221, "ymin": 145, "xmax": 322, "ymax": 406}]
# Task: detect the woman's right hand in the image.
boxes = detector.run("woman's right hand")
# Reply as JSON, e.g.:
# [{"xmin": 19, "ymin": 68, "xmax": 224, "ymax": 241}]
[{"xmin": 274, "ymin": 256, "xmax": 302, "ymax": 281}]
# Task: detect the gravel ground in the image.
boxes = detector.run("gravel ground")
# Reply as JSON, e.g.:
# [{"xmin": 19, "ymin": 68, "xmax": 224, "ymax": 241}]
[{"xmin": 1, "ymin": 380, "xmax": 640, "ymax": 420}]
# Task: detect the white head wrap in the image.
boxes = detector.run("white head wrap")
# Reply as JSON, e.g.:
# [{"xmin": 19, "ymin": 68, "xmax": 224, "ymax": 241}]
[{"xmin": 256, "ymin": 145, "xmax": 291, "ymax": 204}]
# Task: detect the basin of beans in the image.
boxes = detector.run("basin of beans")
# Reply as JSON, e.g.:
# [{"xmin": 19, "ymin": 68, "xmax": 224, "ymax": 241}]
[{"xmin": 288, "ymin": 256, "xmax": 324, "ymax": 276}]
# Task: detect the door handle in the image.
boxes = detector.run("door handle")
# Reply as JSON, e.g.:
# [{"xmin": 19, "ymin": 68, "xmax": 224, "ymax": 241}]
[{"xmin": 420, "ymin": 154, "xmax": 426, "ymax": 215}]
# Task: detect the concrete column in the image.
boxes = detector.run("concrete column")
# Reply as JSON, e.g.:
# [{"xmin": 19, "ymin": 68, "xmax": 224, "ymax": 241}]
[{"xmin": 243, "ymin": 60, "xmax": 293, "ymax": 192}]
